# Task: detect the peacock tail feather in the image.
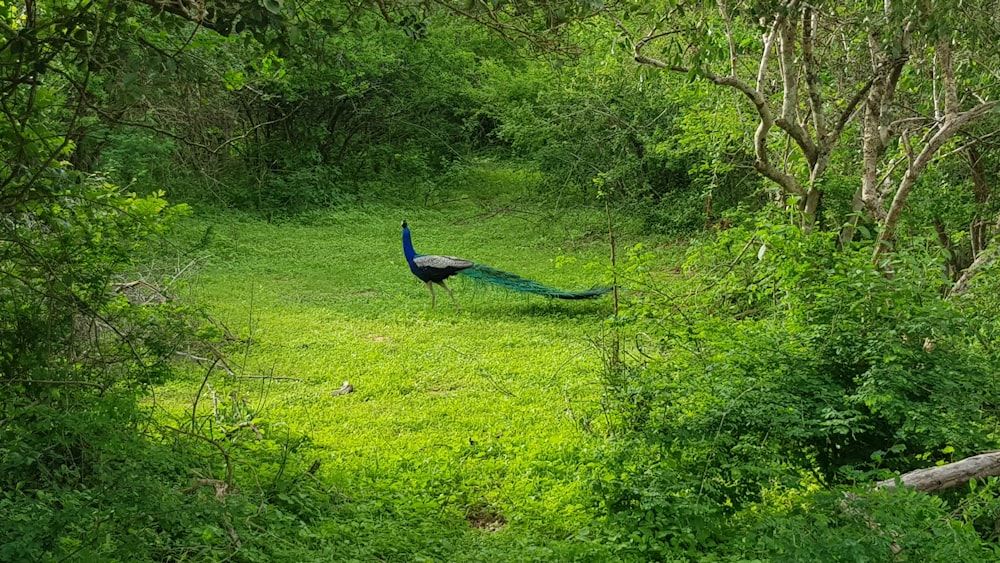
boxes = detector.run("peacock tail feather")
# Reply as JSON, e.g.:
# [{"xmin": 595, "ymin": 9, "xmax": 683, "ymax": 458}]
[{"xmin": 459, "ymin": 263, "xmax": 611, "ymax": 300}]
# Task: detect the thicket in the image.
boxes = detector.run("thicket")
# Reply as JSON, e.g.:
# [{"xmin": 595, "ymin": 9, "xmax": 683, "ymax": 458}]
[
  {"xmin": 0, "ymin": 1, "xmax": 375, "ymax": 559},
  {"xmin": 587, "ymin": 0, "xmax": 1000, "ymax": 557},
  {"xmin": 84, "ymin": 9, "xmax": 759, "ymax": 226},
  {"xmin": 599, "ymin": 217, "xmax": 1000, "ymax": 558}
]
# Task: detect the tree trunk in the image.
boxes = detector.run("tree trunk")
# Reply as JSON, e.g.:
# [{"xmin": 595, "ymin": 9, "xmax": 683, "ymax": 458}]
[
  {"xmin": 949, "ymin": 245, "xmax": 1000, "ymax": 298},
  {"xmin": 872, "ymin": 38, "xmax": 998, "ymax": 264},
  {"xmin": 968, "ymin": 145, "xmax": 990, "ymax": 258},
  {"xmin": 839, "ymin": 187, "xmax": 866, "ymax": 247},
  {"xmin": 875, "ymin": 451, "xmax": 1000, "ymax": 493}
]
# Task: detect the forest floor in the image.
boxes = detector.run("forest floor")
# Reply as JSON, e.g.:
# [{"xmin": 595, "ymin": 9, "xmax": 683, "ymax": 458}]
[{"xmin": 151, "ymin": 198, "xmax": 678, "ymax": 560}]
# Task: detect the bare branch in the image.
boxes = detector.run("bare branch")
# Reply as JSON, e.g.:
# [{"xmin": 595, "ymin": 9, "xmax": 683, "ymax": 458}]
[
  {"xmin": 426, "ymin": 0, "xmax": 598, "ymax": 55},
  {"xmin": 632, "ymin": 26, "xmax": 690, "ymax": 59},
  {"xmin": 228, "ymin": 421, "xmax": 263, "ymax": 440},
  {"xmin": 182, "ymin": 478, "xmax": 238, "ymax": 500},
  {"xmin": 710, "ymin": 71, "xmax": 805, "ymax": 196},
  {"xmin": 936, "ymin": 128, "xmax": 1000, "ymax": 161},
  {"xmin": 191, "ymin": 357, "xmax": 220, "ymax": 432},
  {"xmin": 631, "ymin": 8, "xmax": 806, "ymax": 198},
  {"xmin": 164, "ymin": 425, "xmax": 235, "ymax": 486},
  {"xmin": 89, "ymin": 102, "xmax": 305, "ymax": 155},
  {"xmin": 236, "ymin": 375, "xmax": 302, "ymax": 381},
  {"xmin": 900, "ymin": 129, "xmax": 915, "ymax": 168},
  {"xmin": 330, "ymin": 381, "xmax": 354, "ymax": 396}
]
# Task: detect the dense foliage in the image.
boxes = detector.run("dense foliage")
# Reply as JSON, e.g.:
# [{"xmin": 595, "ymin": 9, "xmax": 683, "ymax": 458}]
[
  {"xmin": 4, "ymin": 0, "xmax": 1000, "ymax": 559},
  {"xmin": 589, "ymin": 0, "xmax": 1000, "ymax": 555},
  {"xmin": 600, "ymin": 217, "xmax": 1000, "ymax": 557}
]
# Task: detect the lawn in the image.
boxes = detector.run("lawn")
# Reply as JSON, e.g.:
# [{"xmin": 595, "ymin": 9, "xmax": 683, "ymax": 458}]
[{"xmin": 150, "ymin": 200, "xmax": 666, "ymax": 560}]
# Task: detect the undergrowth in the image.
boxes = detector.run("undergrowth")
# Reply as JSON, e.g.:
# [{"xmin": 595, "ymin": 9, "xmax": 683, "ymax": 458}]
[{"xmin": 597, "ymin": 211, "xmax": 1000, "ymax": 560}]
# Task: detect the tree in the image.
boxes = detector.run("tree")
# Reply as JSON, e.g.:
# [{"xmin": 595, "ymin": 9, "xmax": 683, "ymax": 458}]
[
  {"xmin": 613, "ymin": 0, "xmax": 1000, "ymax": 266},
  {"xmin": 0, "ymin": 0, "xmax": 200, "ymax": 399}
]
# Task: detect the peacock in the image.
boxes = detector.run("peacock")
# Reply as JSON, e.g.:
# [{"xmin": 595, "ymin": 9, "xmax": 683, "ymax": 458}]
[{"xmin": 402, "ymin": 220, "xmax": 611, "ymax": 311}]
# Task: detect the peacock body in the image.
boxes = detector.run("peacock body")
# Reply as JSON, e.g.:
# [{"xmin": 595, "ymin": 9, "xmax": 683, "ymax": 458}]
[{"xmin": 402, "ymin": 220, "xmax": 610, "ymax": 311}]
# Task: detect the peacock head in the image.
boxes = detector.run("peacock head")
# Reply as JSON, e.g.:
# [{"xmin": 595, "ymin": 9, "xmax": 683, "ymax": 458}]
[{"xmin": 401, "ymin": 220, "xmax": 408, "ymax": 229}]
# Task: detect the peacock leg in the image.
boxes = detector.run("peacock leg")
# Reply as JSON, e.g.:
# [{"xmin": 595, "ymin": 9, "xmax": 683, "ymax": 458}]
[
  {"xmin": 425, "ymin": 281, "xmax": 436, "ymax": 308},
  {"xmin": 436, "ymin": 280, "xmax": 460, "ymax": 312}
]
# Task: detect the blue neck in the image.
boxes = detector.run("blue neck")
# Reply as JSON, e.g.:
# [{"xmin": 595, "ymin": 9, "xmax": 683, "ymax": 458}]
[{"xmin": 402, "ymin": 226, "xmax": 418, "ymax": 262}]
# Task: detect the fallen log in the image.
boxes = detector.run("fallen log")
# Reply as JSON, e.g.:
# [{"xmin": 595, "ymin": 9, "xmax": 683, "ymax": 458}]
[{"xmin": 875, "ymin": 451, "xmax": 1000, "ymax": 492}]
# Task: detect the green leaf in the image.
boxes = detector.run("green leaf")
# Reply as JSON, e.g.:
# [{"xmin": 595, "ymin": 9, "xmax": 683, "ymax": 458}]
[{"xmin": 262, "ymin": 0, "xmax": 282, "ymax": 15}]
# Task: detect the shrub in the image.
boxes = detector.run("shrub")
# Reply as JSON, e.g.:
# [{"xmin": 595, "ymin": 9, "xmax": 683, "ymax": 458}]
[
  {"xmin": 596, "ymin": 213, "xmax": 1000, "ymax": 557},
  {"xmin": 728, "ymin": 485, "xmax": 997, "ymax": 561}
]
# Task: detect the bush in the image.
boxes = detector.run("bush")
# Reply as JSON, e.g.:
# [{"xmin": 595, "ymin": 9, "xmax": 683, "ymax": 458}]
[
  {"xmin": 596, "ymin": 213, "xmax": 1000, "ymax": 557},
  {"xmin": 0, "ymin": 169, "xmax": 257, "ymax": 560},
  {"xmin": 728, "ymin": 485, "xmax": 997, "ymax": 561}
]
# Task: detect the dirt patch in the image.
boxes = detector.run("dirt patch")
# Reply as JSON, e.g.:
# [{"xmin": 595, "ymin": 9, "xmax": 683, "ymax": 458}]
[{"xmin": 465, "ymin": 505, "xmax": 506, "ymax": 532}]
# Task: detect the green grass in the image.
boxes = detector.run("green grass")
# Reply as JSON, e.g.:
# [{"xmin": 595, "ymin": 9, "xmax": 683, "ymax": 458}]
[{"xmin": 151, "ymin": 200, "xmax": 669, "ymax": 560}]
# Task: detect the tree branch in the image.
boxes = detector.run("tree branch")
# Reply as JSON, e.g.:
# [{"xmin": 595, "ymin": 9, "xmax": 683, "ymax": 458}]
[
  {"xmin": 633, "ymin": 4, "xmax": 835, "ymax": 200},
  {"xmin": 774, "ymin": 5, "xmax": 818, "ymax": 166},
  {"xmin": 874, "ymin": 101, "xmax": 999, "ymax": 262},
  {"xmin": 716, "ymin": 0, "xmax": 738, "ymax": 76},
  {"xmin": 756, "ymin": 17, "xmax": 779, "ymax": 92},
  {"xmin": 129, "ymin": 0, "xmax": 223, "ymax": 34},
  {"xmin": 801, "ymin": 6, "xmax": 826, "ymax": 143},
  {"xmin": 949, "ymin": 243, "xmax": 1000, "ymax": 298},
  {"xmin": 164, "ymin": 425, "xmax": 235, "ymax": 486},
  {"xmin": 937, "ymin": 37, "xmax": 959, "ymax": 116},
  {"xmin": 831, "ymin": 77, "xmax": 874, "ymax": 144}
]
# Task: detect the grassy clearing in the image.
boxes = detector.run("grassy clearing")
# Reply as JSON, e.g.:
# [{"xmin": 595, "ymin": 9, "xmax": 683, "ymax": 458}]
[{"xmin": 151, "ymin": 200, "xmax": 676, "ymax": 559}]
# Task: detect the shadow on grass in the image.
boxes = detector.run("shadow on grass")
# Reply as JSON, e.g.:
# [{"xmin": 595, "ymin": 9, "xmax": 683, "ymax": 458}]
[{"xmin": 461, "ymin": 296, "xmax": 613, "ymax": 320}]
